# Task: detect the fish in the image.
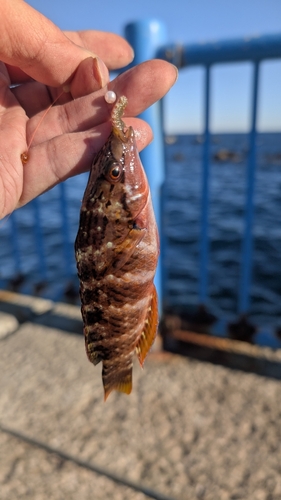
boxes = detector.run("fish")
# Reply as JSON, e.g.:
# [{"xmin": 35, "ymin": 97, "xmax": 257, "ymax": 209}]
[{"xmin": 75, "ymin": 96, "xmax": 159, "ymax": 400}]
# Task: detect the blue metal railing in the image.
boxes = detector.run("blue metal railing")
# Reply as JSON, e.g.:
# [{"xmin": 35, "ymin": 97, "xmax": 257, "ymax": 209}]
[
  {"xmin": 125, "ymin": 21, "xmax": 168, "ymax": 312},
  {"xmin": 127, "ymin": 21, "xmax": 281, "ymax": 318},
  {"xmin": 239, "ymin": 62, "xmax": 260, "ymax": 314},
  {"xmin": 200, "ymin": 64, "xmax": 211, "ymax": 305},
  {"xmin": 0, "ymin": 21, "xmax": 281, "ymax": 331}
]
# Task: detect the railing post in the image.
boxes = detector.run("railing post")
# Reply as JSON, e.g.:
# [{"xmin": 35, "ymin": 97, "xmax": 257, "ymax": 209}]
[
  {"xmin": 199, "ymin": 65, "xmax": 211, "ymax": 304},
  {"xmin": 31, "ymin": 198, "xmax": 47, "ymax": 282},
  {"xmin": 125, "ymin": 20, "xmax": 168, "ymax": 314},
  {"xmin": 9, "ymin": 212, "xmax": 22, "ymax": 275},
  {"xmin": 58, "ymin": 183, "xmax": 73, "ymax": 278},
  {"xmin": 238, "ymin": 61, "xmax": 260, "ymax": 314}
]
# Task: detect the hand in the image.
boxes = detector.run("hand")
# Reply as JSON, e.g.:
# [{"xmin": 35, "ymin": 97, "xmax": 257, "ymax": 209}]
[
  {"xmin": 10, "ymin": 59, "xmax": 177, "ymax": 214},
  {"xmin": 1, "ymin": 0, "xmax": 134, "ymax": 86},
  {"xmin": 0, "ymin": 0, "xmax": 177, "ymax": 219}
]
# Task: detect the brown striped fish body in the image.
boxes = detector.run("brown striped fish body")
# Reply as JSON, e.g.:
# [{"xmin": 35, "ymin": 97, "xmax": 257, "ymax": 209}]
[{"xmin": 75, "ymin": 97, "xmax": 159, "ymax": 400}]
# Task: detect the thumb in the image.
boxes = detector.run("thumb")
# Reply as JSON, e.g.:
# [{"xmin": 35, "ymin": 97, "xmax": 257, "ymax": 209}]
[{"xmin": 0, "ymin": 0, "xmax": 109, "ymax": 87}]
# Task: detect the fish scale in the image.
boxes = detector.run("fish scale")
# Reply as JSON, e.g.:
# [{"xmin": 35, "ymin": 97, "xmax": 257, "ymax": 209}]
[{"xmin": 75, "ymin": 96, "xmax": 159, "ymax": 400}]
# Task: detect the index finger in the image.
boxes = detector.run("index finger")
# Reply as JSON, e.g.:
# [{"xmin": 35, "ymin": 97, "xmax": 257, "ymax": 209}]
[
  {"xmin": 6, "ymin": 30, "xmax": 134, "ymax": 84},
  {"xmin": 65, "ymin": 30, "xmax": 134, "ymax": 71},
  {"xmin": 0, "ymin": 0, "xmax": 108, "ymax": 87}
]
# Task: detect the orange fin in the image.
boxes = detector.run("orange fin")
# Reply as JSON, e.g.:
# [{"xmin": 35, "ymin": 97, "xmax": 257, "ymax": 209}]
[
  {"xmin": 136, "ymin": 285, "xmax": 158, "ymax": 367},
  {"xmin": 103, "ymin": 369, "xmax": 132, "ymax": 402}
]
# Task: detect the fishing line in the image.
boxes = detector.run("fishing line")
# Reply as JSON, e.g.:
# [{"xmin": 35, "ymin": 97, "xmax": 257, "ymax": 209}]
[
  {"xmin": 21, "ymin": 89, "xmax": 65, "ymax": 164},
  {"xmin": 0, "ymin": 424, "xmax": 176, "ymax": 500}
]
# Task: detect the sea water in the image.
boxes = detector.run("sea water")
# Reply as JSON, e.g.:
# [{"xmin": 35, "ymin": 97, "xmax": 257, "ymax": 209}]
[{"xmin": 0, "ymin": 132, "xmax": 280, "ymax": 328}]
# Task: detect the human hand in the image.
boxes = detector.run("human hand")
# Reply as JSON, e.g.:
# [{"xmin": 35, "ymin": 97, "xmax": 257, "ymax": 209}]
[
  {"xmin": 0, "ymin": 1, "xmax": 177, "ymax": 219},
  {"xmin": 2, "ymin": 0, "xmax": 134, "ymax": 87}
]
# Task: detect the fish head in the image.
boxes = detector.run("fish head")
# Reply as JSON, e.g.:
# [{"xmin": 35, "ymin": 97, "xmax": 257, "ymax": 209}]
[{"xmin": 80, "ymin": 125, "xmax": 149, "ymax": 245}]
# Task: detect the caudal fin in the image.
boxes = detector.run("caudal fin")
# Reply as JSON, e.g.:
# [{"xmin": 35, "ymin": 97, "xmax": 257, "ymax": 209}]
[{"xmin": 103, "ymin": 366, "xmax": 133, "ymax": 401}]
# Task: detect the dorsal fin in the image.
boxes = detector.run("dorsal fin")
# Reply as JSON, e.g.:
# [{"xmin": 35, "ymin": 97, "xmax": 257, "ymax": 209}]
[{"xmin": 136, "ymin": 285, "xmax": 158, "ymax": 367}]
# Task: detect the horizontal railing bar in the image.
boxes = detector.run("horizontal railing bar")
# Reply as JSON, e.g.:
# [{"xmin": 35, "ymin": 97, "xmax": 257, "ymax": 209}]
[{"xmin": 157, "ymin": 33, "xmax": 281, "ymax": 67}]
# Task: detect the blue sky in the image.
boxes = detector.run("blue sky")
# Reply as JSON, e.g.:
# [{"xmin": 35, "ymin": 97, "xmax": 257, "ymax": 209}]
[{"xmin": 28, "ymin": 0, "xmax": 281, "ymax": 133}]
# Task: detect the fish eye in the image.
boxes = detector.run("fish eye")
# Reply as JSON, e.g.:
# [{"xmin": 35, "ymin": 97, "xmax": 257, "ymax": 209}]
[
  {"xmin": 111, "ymin": 166, "xmax": 120, "ymax": 178},
  {"xmin": 105, "ymin": 161, "xmax": 123, "ymax": 183}
]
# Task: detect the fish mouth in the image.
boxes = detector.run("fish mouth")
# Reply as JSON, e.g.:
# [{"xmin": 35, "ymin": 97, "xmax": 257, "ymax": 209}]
[{"xmin": 113, "ymin": 125, "xmax": 134, "ymax": 143}]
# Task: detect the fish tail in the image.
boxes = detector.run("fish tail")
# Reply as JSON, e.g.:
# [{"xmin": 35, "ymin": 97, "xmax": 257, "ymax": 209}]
[{"xmin": 102, "ymin": 362, "xmax": 133, "ymax": 401}]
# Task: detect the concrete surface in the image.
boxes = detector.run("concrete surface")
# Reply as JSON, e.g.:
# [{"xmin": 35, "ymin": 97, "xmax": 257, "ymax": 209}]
[
  {"xmin": 0, "ymin": 293, "xmax": 281, "ymax": 500},
  {"xmin": 0, "ymin": 312, "xmax": 18, "ymax": 340}
]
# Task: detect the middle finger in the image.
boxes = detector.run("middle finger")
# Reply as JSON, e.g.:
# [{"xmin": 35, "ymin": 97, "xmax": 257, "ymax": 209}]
[{"xmin": 18, "ymin": 60, "xmax": 178, "ymax": 147}]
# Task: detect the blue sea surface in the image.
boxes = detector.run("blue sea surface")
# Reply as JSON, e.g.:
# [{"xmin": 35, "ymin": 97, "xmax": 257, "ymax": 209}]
[
  {"xmin": 164, "ymin": 132, "xmax": 281, "ymax": 329},
  {"xmin": 0, "ymin": 132, "xmax": 281, "ymax": 331}
]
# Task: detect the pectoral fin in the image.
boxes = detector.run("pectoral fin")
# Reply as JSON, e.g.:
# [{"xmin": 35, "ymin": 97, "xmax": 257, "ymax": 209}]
[{"xmin": 105, "ymin": 227, "xmax": 145, "ymax": 273}]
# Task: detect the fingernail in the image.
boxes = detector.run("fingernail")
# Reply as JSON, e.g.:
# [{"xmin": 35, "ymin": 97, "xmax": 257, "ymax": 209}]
[
  {"xmin": 93, "ymin": 57, "xmax": 109, "ymax": 88},
  {"xmin": 172, "ymin": 65, "xmax": 179, "ymax": 84},
  {"xmin": 128, "ymin": 46, "xmax": 135, "ymax": 63}
]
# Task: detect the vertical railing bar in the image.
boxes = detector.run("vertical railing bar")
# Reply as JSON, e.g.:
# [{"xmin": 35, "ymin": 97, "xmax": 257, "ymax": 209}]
[
  {"xmin": 125, "ymin": 20, "xmax": 167, "ymax": 314},
  {"xmin": 199, "ymin": 64, "xmax": 211, "ymax": 303},
  {"xmin": 9, "ymin": 212, "xmax": 22, "ymax": 274},
  {"xmin": 159, "ymin": 96, "xmax": 169, "ymax": 309},
  {"xmin": 238, "ymin": 61, "xmax": 260, "ymax": 314},
  {"xmin": 58, "ymin": 182, "xmax": 73, "ymax": 278},
  {"xmin": 32, "ymin": 198, "xmax": 47, "ymax": 281}
]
